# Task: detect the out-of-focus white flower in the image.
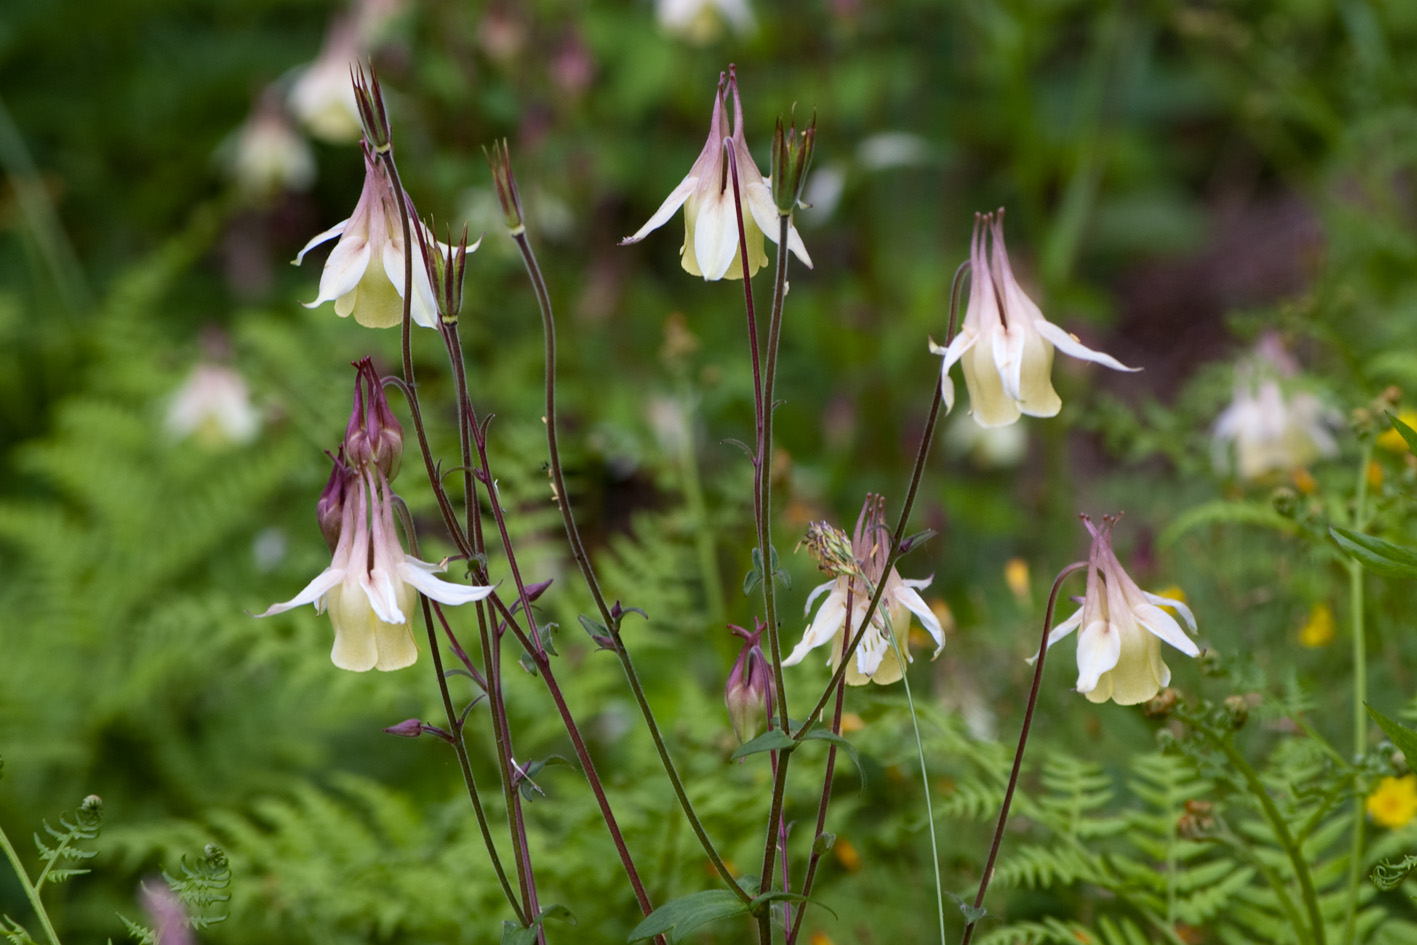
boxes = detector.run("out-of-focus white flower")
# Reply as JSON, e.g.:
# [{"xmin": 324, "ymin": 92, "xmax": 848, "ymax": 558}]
[
  {"xmin": 656, "ymin": 0, "xmax": 755, "ymax": 44},
  {"xmin": 1042, "ymin": 515, "xmax": 1199, "ymax": 705},
  {"xmin": 288, "ymin": 19, "xmax": 363, "ymax": 143},
  {"xmin": 1212, "ymin": 340, "xmax": 1340, "ymax": 480},
  {"xmin": 621, "ymin": 68, "xmax": 810, "ymax": 281},
  {"xmin": 165, "ymin": 363, "xmax": 261, "ymax": 447},
  {"xmin": 297, "ymin": 145, "xmax": 467, "ymax": 329},
  {"xmin": 287, "ymin": 0, "xmax": 404, "ymax": 143},
  {"xmin": 784, "ymin": 495, "xmax": 944, "ymax": 686},
  {"xmin": 225, "ymin": 91, "xmax": 316, "ymax": 200},
  {"xmin": 932, "ymin": 211, "xmax": 1137, "ymax": 427},
  {"xmin": 945, "ymin": 412, "xmax": 1027, "ymax": 468}
]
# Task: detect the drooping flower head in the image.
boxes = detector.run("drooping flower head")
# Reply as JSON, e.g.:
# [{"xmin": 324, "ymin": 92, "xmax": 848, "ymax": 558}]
[
  {"xmin": 724, "ymin": 621, "xmax": 772, "ymax": 745},
  {"xmin": 931, "ymin": 211, "xmax": 1138, "ymax": 427},
  {"xmin": 1042, "ymin": 515, "xmax": 1199, "ymax": 705},
  {"xmin": 164, "ymin": 362, "xmax": 262, "ymax": 448},
  {"xmin": 620, "ymin": 66, "xmax": 811, "ymax": 281},
  {"xmin": 783, "ymin": 494, "xmax": 944, "ymax": 686},
  {"xmin": 255, "ymin": 363, "xmax": 492, "ymax": 671},
  {"xmin": 296, "ymin": 143, "xmax": 459, "ymax": 329},
  {"xmin": 1212, "ymin": 334, "xmax": 1340, "ymax": 481}
]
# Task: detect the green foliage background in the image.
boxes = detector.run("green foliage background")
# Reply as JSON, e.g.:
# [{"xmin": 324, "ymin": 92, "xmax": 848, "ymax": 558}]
[{"xmin": 5, "ymin": 0, "xmax": 1417, "ymax": 942}]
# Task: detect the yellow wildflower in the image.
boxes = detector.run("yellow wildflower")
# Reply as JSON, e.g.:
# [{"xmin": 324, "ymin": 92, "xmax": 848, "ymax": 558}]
[
  {"xmin": 1298, "ymin": 603, "xmax": 1335, "ymax": 648},
  {"xmin": 1367, "ymin": 775, "xmax": 1417, "ymax": 828}
]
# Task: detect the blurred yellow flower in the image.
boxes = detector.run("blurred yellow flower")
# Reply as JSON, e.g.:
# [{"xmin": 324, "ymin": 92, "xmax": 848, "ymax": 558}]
[
  {"xmin": 1292, "ymin": 467, "xmax": 1319, "ymax": 495},
  {"xmin": 1366, "ymin": 775, "xmax": 1417, "ymax": 828},
  {"xmin": 833, "ymin": 838, "xmax": 861, "ymax": 872},
  {"xmin": 1378, "ymin": 410, "xmax": 1417, "ymax": 453},
  {"xmin": 1367, "ymin": 460, "xmax": 1384, "ymax": 491},
  {"xmin": 1299, "ymin": 603, "xmax": 1335, "ymax": 648},
  {"xmin": 1005, "ymin": 557, "xmax": 1031, "ymax": 602}
]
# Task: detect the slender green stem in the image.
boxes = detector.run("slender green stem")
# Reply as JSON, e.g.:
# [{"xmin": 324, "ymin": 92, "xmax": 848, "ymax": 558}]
[
  {"xmin": 960, "ymin": 562, "xmax": 1087, "ymax": 945},
  {"xmin": 1343, "ymin": 440, "xmax": 1374, "ymax": 945},
  {"xmin": 795, "ymin": 260, "xmax": 969, "ymax": 736},
  {"xmin": 884, "ymin": 611, "xmax": 947, "ymax": 945},
  {"xmin": 419, "ymin": 599, "xmax": 526, "ymax": 923},
  {"xmin": 378, "ymin": 145, "xmax": 537, "ymax": 929},
  {"xmin": 785, "ymin": 612, "xmax": 849, "ymax": 945},
  {"xmin": 1203, "ymin": 730, "xmax": 1324, "ymax": 945},
  {"xmin": 0, "ymin": 820, "xmax": 64, "ymax": 945},
  {"xmin": 507, "ymin": 224, "xmax": 745, "ymax": 902}
]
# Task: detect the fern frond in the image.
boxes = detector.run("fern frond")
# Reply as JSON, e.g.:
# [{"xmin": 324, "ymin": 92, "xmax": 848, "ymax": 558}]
[
  {"xmin": 32, "ymin": 794, "xmax": 102, "ymax": 893},
  {"xmin": 0, "ymin": 917, "xmax": 38, "ymax": 945}
]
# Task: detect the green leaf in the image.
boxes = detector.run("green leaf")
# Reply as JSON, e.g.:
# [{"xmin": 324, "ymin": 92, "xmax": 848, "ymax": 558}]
[
  {"xmin": 1330, "ymin": 526, "xmax": 1417, "ymax": 578},
  {"xmin": 517, "ymin": 755, "xmax": 575, "ymax": 802},
  {"xmin": 730, "ymin": 730, "xmax": 796, "ymax": 761},
  {"xmin": 1159, "ymin": 500, "xmax": 1296, "ymax": 547},
  {"xmin": 744, "ymin": 547, "xmax": 764, "ymax": 596},
  {"xmin": 1368, "ymin": 705, "xmax": 1417, "ymax": 762},
  {"xmin": 1389, "ymin": 412, "xmax": 1417, "ymax": 455},
  {"xmin": 801, "ymin": 729, "xmax": 866, "ymax": 790},
  {"xmin": 503, "ymin": 905, "xmax": 576, "ymax": 945},
  {"xmin": 627, "ymin": 890, "xmax": 750, "ymax": 943},
  {"xmin": 811, "ymin": 831, "xmax": 836, "ymax": 856}
]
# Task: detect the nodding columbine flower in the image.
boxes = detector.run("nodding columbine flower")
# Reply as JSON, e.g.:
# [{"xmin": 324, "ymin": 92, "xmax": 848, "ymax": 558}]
[
  {"xmin": 724, "ymin": 622, "xmax": 772, "ymax": 745},
  {"xmin": 783, "ymin": 495, "xmax": 944, "ymax": 686},
  {"xmin": 931, "ymin": 211, "xmax": 1137, "ymax": 427},
  {"xmin": 165, "ymin": 362, "xmax": 262, "ymax": 448},
  {"xmin": 1212, "ymin": 335, "xmax": 1340, "ymax": 480},
  {"xmin": 1042, "ymin": 515, "xmax": 1199, "ymax": 705},
  {"xmin": 256, "ymin": 366, "xmax": 492, "ymax": 671},
  {"xmin": 620, "ymin": 67, "xmax": 811, "ymax": 281},
  {"xmin": 296, "ymin": 144, "xmax": 453, "ymax": 329}
]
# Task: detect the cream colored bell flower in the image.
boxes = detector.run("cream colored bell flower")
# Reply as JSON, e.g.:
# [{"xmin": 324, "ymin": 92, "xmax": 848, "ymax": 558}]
[
  {"xmin": 784, "ymin": 495, "xmax": 944, "ymax": 686},
  {"xmin": 621, "ymin": 69, "xmax": 810, "ymax": 281},
  {"xmin": 296, "ymin": 145, "xmax": 464, "ymax": 329},
  {"xmin": 932, "ymin": 211, "xmax": 1137, "ymax": 427},
  {"xmin": 257, "ymin": 466, "xmax": 493, "ymax": 671},
  {"xmin": 1042, "ymin": 516, "xmax": 1199, "ymax": 705}
]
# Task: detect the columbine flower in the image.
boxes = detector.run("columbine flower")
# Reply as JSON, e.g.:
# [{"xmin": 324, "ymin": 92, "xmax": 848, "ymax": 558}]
[
  {"xmin": 296, "ymin": 144, "xmax": 452, "ymax": 329},
  {"xmin": 164, "ymin": 363, "xmax": 262, "ymax": 447},
  {"xmin": 287, "ymin": 16, "xmax": 364, "ymax": 144},
  {"xmin": 1042, "ymin": 515, "xmax": 1199, "ymax": 705},
  {"xmin": 931, "ymin": 211, "xmax": 1137, "ymax": 427},
  {"xmin": 225, "ymin": 89, "xmax": 315, "ymax": 200},
  {"xmin": 620, "ymin": 68, "xmax": 810, "ymax": 281},
  {"xmin": 656, "ymin": 0, "xmax": 755, "ymax": 43},
  {"xmin": 256, "ymin": 363, "xmax": 492, "ymax": 670},
  {"xmin": 724, "ymin": 622, "xmax": 772, "ymax": 745},
  {"xmin": 783, "ymin": 495, "xmax": 944, "ymax": 686},
  {"xmin": 1367, "ymin": 775, "xmax": 1417, "ymax": 829},
  {"xmin": 1212, "ymin": 373, "xmax": 1339, "ymax": 481}
]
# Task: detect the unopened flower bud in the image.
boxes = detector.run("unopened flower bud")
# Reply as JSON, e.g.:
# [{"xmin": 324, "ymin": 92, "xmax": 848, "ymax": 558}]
[
  {"xmin": 771, "ymin": 111, "xmax": 815, "ymax": 214},
  {"xmin": 800, "ymin": 520, "xmax": 860, "ymax": 581},
  {"xmin": 384, "ymin": 718, "xmax": 424, "ymax": 738},
  {"xmin": 344, "ymin": 359, "xmax": 404, "ymax": 480},
  {"xmin": 485, "ymin": 139, "xmax": 525, "ymax": 233},
  {"xmin": 1176, "ymin": 799, "xmax": 1217, "ymax": 840},
  {"xmin": 725, "ymin": 624, "xmax": 772, "ymax": 745},
  {"xmin": 352, "ymin": 65, "xmax": 392, "ymax": 153},
  {"xmin": 316, "ymin": 459, "xmax": 349, "ymax": 552},
  {"xmin": 1144, "ymin": 687, "xmax": 1180, "ymax": 719},
  {"xmin": 1224, "ymin": 694, "xmax": 1250, "ymax": 730}
]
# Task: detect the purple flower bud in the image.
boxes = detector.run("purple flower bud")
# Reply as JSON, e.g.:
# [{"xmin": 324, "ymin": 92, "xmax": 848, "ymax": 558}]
[
  {"xmin": 343, "ymin": 359, "xmax": 404, "ymax": 481},
  {"xmin": 384, "ymin": 718, "xmax": 424, "ymax": 738},
  {"xmin": 316, "ymin": 457, "xmax": 350, "ymax": 552},
  {"xmin": 725, "ymin": 623, "xmax": 772, "ymax": 745}
]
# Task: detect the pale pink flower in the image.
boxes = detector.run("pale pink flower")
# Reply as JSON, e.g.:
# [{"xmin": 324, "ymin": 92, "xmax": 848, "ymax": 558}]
[
  {"xmin": 621, "ymin": 69, "xmax": 810, "ymax": 281},
  {"xmin": 932, "ymin": 211, "xmax": 1137, "ymax": 427},
  {"xmin": 1042, "ymin": 516, "xmax": 1199, "ymax": 705},
  {"xmin": 783, "ymin": 496, "xmax": 943, "ymax": 686},
  {"xmin": 164, "ymin": 363, "xmax": 261, "ymax": 447},
  {"xmin": 296, "ymin": 146, "xmax": 470, "ymax": 329},
  {"xmin": 257, "ymin": 466, "xmax": 492, "ymax": 671}
]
